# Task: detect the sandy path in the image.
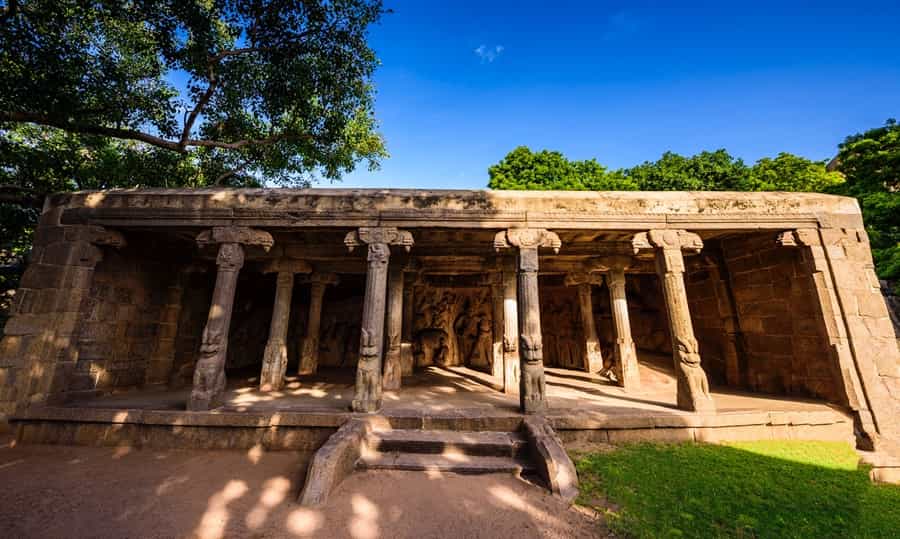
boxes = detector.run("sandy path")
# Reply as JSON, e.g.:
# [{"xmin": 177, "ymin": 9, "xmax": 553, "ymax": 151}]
[{"xmin": 0, "ymin": 438, "xmax": 605, "ymax": 538}]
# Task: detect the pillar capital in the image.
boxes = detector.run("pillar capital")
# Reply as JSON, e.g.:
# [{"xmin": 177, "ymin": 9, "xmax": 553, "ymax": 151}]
[
  {"xmin": 344, "ymin": 227, "xmax": 414, "ymax": 252},
  {"xmin": 632, "ymin": 229, "xmax": 703, "ymax": 254},
  {"xmin": 197, "ymin": 226, "xmax": 274, "ymax": 250},
  {"xmin": 261, "ymin": 258, "xmax": 313, "ymax": 275},
  {"xmin": 302, "ymin": 272, "xmax": 340, "ymax": 287},
  {"xmin": 493, "ymin": 228, "xmax": 562, "ymax": 253},
  {"xmin": 66, "ymin": 225, "xmax": 127, "ymax": 249},
  {"xmin": 563, "ymin": 272, "xmax": 603, "ymax": 287}
]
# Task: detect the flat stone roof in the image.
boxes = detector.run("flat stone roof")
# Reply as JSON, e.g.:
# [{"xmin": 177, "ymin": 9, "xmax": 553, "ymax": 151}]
[{"xmin": 50, "ymin": 188, "xmax": 863, "ymax": 230}]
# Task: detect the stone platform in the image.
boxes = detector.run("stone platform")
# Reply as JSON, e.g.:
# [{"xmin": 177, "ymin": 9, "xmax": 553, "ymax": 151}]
[{"xmin": 10, "ymin": 357, "xmax": 855, "ymax": 450}]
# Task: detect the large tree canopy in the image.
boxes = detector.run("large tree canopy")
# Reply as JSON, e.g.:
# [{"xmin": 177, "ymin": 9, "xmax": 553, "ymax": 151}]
[
  {"xmin": 0, "ymin": 0, "xmax": 388, "ymax": 190},
  {"xmin": 833, "ymin": 119, "xmax": 900, "ymax": 281},
  {"xmin": 0, "ymin": 0, "xmax": 389, "ymax": 326}
]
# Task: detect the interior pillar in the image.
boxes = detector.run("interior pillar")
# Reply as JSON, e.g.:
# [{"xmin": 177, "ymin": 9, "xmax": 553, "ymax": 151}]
[
  {"xmin": 495, "ymin": 228, "xmax": 561, "ymax": 413},
  {"xmin": 189, "ymin": 227, "xmax": 273, "ymax": 411},
  {"xmin": 260, "ymin": 272, "xmax": 294, "ymax": 390},
  {"xmin": 400, "ymin": 272, "xmax": 415, "ymax": 376},
  {"xmin": 635, "ymin": 229, "xmax": 714, "ymax": 412},
  {"xmin": 489, "ymin": 272, "xmax": 505, "ymax": 383},
  {"xmin": 607, "ymin": 263, "xmax": 641, "ymax": 390},
  {"xmin": 298, "ymin": 273, "xmax": 338, "ymax": 375},
  {"xmin": 383, "ymin": 265, "xmax": 404, "ymax": 390},
  {"xmin": 564, "ymin": 272, "xmax": 605, "ymax": 374},
  {"xmin": 501, "ymin": 263, "xmax": 519, "ymax": 394},
  {"xmin": 345, "ymin": 227, "xmax": 414, "ymax": 413}
]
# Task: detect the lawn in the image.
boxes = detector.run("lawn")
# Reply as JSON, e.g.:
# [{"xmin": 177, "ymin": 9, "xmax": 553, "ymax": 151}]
[{"xmin": 574, "ymin": 441, "xmax": 900, "ymax": 539}]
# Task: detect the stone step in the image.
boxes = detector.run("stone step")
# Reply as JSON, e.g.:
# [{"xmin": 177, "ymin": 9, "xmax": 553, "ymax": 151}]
[
  {"xmin": 367, "ymin": 429, "xmax": 528, "ymax": 458},
  {"xmin": 359, "ymin": 452, "xmax": 535, "ymax": 474}
]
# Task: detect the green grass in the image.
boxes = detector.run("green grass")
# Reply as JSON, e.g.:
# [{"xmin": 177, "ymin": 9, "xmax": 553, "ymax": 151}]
[{"xmin": 574, "ymin": 441, "xmax": 900, "ymax": 539}]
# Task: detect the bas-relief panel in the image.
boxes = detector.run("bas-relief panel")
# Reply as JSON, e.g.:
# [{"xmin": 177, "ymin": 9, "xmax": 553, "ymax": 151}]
[
  {"xmin": 539, "ymin": 285, "xmax": 585, "ymax": 369},
  {"xmin": 316, "ymin": 296, "xmax": 362, "ymax": 368},
  {"xmin": 411, "ymin": 285, "xmax": 493, "ymax": 371}
]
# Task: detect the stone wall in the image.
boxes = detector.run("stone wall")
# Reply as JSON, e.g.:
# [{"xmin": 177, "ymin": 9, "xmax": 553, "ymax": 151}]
[
  {"xmin": 67, "ymin": 246, "xmax": 175, "ymax": 397},
  {"xmin": 720, "ymin": 233, "xmax": 839, "ymax": 401}
]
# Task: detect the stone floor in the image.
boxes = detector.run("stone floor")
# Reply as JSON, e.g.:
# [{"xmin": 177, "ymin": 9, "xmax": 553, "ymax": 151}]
[{"xmin": 69, "ymin": 353, "xmax": 842, "ymax": 419}]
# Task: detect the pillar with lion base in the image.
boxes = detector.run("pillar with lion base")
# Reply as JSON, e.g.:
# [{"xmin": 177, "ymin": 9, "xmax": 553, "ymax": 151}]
[
  {"xmin": 345, "ymin": 227, "xmax": 414, "ymax": 413},
  {"xmin": 494, "ymin": 228, "xmax": 561, "ymax": 414},
  {"xmin": 188, "ymin": 227, "xmax": 273, "ymax": 411},
  {"xmin": 633, "ymin": 229, "xmax": 715, "ymax": 412}
]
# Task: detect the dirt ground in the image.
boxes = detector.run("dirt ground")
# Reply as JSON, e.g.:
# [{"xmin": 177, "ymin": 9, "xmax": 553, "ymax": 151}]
[{"xmin": 0, "ymin": 436, "xmax": 606, "ymax": 539}]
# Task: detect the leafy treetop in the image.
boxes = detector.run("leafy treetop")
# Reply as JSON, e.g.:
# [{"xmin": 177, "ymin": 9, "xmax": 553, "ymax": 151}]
[{"xmin": 0, "ymin": 0, "xmax": 388, "ymax": 189}]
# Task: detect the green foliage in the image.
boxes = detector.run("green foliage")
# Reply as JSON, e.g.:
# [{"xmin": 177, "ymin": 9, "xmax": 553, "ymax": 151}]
[
  {"xmin": 625, "ymin": 149, "xmax": 749, "ymax": 191},
  {"xmin": 487, "ymin": 146, "xmax": 638, "ymax": 190},
  {"xmin": 0, "ymin": 0, "xmax": 388, "ymax": 187},
  {"xmin": 575, "ymin": 441, "xmax": 900, "ymax": 539},
  {"xmin": 745, "ymin": 152, "xmax": 844, "ymax": 192},
  {"xmin": 832, "ymin": 120, "xmax": 900, "ymax": 281}
]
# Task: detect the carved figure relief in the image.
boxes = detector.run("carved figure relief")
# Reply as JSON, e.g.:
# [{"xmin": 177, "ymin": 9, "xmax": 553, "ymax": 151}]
[{"xmin": 411, "ymin": 284, "xmax": 493, "ymax": 371}]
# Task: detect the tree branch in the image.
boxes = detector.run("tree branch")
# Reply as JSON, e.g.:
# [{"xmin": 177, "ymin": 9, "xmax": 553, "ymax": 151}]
[
  {"xmin": 2, "ymin": 111, "xmax": 309, "ymax": 153},
  {"xmin": 2, "ymin": 111, "xmax": 186, "ymax": 152},
  {"xmin": 180, "ymin": 72, "xmax": 217, "ymax": 147}
]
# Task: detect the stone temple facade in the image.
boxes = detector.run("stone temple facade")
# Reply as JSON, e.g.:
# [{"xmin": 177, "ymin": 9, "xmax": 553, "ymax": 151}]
[{"xmin": 1, "ymin": 189, "xmax": 898, "ymax": 449}]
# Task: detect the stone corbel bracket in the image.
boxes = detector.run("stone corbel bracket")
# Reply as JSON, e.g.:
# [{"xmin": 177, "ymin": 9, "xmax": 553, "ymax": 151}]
[
  {"xmin": 493, "ymin": 228, "xmax": 562, "ymax": 253},
  {"xmin": 344, "ymin": 227, "xmax": 414, "ymax": 252},
  {"xmin": 632, "ymin": 229, "xmax": 703, "ymax": 257},
  {"xmin": 78, "ymin": 225, "xmax": 127, "ymax": 249},
  {"xmin": 196, "ymin": 226, "xmax": 274, "ymax": 262}
]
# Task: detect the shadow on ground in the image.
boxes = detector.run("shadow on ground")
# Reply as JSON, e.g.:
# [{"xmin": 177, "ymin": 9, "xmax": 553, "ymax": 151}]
[{"xmin": 0, "ymin": 435, "xmax": 602, "ymax": 539}]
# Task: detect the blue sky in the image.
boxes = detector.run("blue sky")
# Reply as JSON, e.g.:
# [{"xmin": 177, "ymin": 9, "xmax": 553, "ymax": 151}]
[{"xmin": 337, "ymin": 1, "xmax": 900, "ymax": 189}]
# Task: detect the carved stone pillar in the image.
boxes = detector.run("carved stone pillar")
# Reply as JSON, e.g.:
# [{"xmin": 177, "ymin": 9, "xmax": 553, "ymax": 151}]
[
  {"xmin": 260, "ymin": 272, "xmax": 294, "ymax": 391},
  {"xmin": 607, "ymin": 262, "xmax": 641, "ymax": 390},
  {"xmin": 564, "ymin": 272, "xmax": 604, "ymax": 374},
  {"xmin": 495, "ymin": 228, "xmax": 561, "ymax": 413},
  {"xmin": 633, "ymin": 229, "xmax": 714, "ymax": 412},
  {"xmin": 298, "ymin": 273, "xmax": 338, "ymax": 376},
  {"xmin": 189, "ymin": 227, "xmax": 273, "ymax": 411},
  {"xmin": 400, "ymin": 273, "xmax": 415, "ymax": 376},
  {"xmin": 501, "ymin": 263, "xmax": 519, "ymax": 394},
  {"xmin": 383, "ymin": 265, "xmax": 404, "ymax": 390},
  {"xmin": 489, "ymin": 273, "xmax": 505, "ymax": 382},
  {"xmin": 260, "ymin": 260, "xmax": 311, "ymax": 391},
  {"xmin": 345, "ymin": 227, "xmax": 414, "ymax": 412}
]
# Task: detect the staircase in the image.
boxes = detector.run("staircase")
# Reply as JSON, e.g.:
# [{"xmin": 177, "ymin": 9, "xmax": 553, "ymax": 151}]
[{"xmin": 359, "ymin": 428, "xmax": 535, "ymax": 475}]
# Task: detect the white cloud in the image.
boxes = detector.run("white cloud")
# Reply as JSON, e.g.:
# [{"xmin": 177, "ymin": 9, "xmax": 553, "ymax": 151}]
[{"xmin": 474, "ymin": 44, "xmax": 505, "ymax": 63}]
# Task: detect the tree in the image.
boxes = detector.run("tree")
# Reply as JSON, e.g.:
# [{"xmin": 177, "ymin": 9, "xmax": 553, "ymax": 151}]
[
  {"xmin": 0, "ymin": 0, "xmax": 388, "ymax": 190},
  {"xmin": 0, "ymin": 0, "xmax": 389, "ymax": 327},
  {"xmin": 624, "ymin": 149, "xmax": 749, "ymax": 191},
  {"xmin": 745, "ymin": 152, "xmax": 844, "ymax": 192},
  {"xmin": 487, "ymin": 146, "xmax": 638, "ymax": 190},
  {"xmin": 833, "ymin": 119, "xmax": 900, "ymax": 281}
]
